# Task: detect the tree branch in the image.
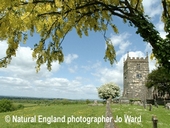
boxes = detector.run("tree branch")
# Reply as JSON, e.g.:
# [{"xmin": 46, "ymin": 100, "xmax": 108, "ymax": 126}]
[{"xmin": 162, "ymin": 0, "xmax": 169, "ymax": 18}]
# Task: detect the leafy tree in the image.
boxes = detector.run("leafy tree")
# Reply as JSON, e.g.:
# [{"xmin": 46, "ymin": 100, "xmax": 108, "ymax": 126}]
[
  {"xmin": 0, "ymin": 0, "xmax": 170, "ymax": 71},
  {"xmin": 146, "ymin": 67, "xmax": 170, "ymax": 99},
  {"xmin": 0, "ymin": 99, "xmax": 15, "ymax": 112},
  {"xmin": 97, "ymin": 82, "xmax": 120, "ymax": 100}
]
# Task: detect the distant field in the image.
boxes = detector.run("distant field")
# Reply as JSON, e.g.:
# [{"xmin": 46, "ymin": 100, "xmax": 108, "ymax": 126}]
[
  {"xmin": 0, "ymin": 103, "xmax": 170, "ymax": 128},
  {"xmin": 13, "ymin": 103, "xmax": 38, "ymax": 107}
]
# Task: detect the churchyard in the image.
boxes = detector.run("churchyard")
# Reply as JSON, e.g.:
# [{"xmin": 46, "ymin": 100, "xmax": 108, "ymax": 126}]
[{"xmin": 0, "ymin": 99, "xmax": 170, "ymax": 128}]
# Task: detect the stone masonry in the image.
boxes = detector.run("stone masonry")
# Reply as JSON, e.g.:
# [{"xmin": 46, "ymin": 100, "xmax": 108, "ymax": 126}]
[{"xmin": 123, "ymin": 52, "xmax": 152, "ymax": 100}]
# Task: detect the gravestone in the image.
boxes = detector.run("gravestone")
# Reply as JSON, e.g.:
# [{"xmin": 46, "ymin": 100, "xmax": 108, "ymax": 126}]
[
  {"xmin": 119, "ymin": 97, "xmax": 129, "ymax": 104},
  {"xmin": 165, "ymin": 103, "xmax": 170, "ymax": 109}
]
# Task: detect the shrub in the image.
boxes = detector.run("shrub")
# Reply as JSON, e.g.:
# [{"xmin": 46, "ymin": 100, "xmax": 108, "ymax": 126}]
[
  {"xmin": 0, "ymin": 99, "xmax": 15, "ymax": 112},
  {"xmin": 17, "ymin": 104, "xmax": 24, "ymax": 109},
  {"xmin": 86, "ymin": 99, "xmax": 91, "ymax": 104}
]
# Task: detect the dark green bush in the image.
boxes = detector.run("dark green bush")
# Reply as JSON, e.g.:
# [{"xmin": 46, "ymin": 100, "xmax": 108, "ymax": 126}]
[
  {"xmin": 17, "ymin": 104, "xmax": 24, "ymax": 109},
  {"xmin": 0, "ymin": 99, "xmax": 15, "ymax": 112},
  {"xmin": 85, "ymin": 99, "xmax": 91, "ymax": 104}
]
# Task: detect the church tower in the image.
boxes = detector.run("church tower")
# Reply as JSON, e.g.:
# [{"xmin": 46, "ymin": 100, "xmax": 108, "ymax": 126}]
[{"xmin": 123, "ymin": 52, "xmax": 152, "ymax": 100}]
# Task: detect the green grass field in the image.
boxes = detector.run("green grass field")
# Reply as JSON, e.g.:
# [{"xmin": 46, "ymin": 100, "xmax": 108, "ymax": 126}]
[
  {"xmin": 0, "ymin": 103, "xmax": 170, "ymax": 128},
  {"xmin": 111, "ymin": 104, "xmax": 170, "ymax": 128}
]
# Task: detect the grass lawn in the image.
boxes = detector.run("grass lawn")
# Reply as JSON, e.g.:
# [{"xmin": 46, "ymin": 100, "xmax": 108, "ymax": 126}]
[
  {"xmin": 0, "ymin": 104, "xmax": 105, "ymax": 128},
  {"xmin": 112, "ymin": 104, "xmax": 170, "ymax": 128},
  {"xmin": 0, "ymin": 103, "xmax": 169, "ymax": 128}
]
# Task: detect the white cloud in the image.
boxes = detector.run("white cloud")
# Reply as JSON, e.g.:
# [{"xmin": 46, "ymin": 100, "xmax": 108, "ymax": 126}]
[
  {"xmin": 110, "ymin": 33, "xmax": 131, "ymax": 55},
  {"xmin": 0, "ymin": 74, "xmax": 98, "ymax": 99},
  {"xmin": 0, "ymin": 41, "xmax": 98, "ymax": 99},
  {"xmin": 0, "ymin": 40, "xmax": 8, "ymax": 58},
  {"xmin": 0, "ymin": 76, "xmax": 30, "ymax": 87},
  {"xmin": 144, "ymin": 43, "xmax": 157, "ymax": 72},
  {"xmin": 0, "ymin": 41, "xmax": 60, "ymax": 80},
  {"xmin": 64, "ymin": 54, "xmax": 78, "ymax": 64},
  {"xmin": 155, "ymin": 20, "xmax": 167, "ymax": 39},
  {"xmin": 142, "ymin": 0, "xmax": 162, "ymax": 18}
]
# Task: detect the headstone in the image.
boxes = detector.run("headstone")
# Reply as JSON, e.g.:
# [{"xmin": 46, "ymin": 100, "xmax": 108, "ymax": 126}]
[
  {"xmin": 134, "ymin": 101, "xmax": 142, "ymax": 106},
  {"xmin": 119, "ymin": 97, "xmax": 129, "ymax": 104},
  {"xmin": 165, "ymin": 103, "xmax": 170, "ymax": 109}
]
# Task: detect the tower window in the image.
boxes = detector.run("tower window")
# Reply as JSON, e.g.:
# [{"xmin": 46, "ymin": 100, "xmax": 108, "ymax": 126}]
[
  {"xmin": 137, "ymin": 64, "xmax": 140, "ymax": 70},
  {"xmin": 136, "ymin": 74, "xmax": 142, "ymax": 79}
]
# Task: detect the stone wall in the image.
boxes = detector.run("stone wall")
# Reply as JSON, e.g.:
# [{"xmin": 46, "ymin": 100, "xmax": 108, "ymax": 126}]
[{"xmin": 123, "ymin": 53, "xmax": 152, "ymax": 100}]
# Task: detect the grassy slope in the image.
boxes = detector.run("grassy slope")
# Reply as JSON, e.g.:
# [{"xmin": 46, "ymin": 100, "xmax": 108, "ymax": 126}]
[{"xmin": 0, "ymin": 103, "xmax": 170, "ymax": 128}]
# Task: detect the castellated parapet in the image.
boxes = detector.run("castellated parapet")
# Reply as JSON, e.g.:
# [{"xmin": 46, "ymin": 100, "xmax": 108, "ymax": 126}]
[
  {"xmin": 126, "ymin": 56, "xmax": 148, "ymax": 61},
  {"xmin": 123, "ymin": 53, "xmax": 152, "ymax": 100}
]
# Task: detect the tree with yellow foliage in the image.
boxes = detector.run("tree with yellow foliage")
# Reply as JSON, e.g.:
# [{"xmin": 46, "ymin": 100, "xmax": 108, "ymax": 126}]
[{"xmin": 0, "ymin": 0, "xmax": 170, "ymax": 71}]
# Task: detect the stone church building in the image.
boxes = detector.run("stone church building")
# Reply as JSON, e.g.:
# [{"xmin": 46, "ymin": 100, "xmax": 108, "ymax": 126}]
[{"xmin": 123, "ymin": 53, "xmax": 153, "ymax": 100}]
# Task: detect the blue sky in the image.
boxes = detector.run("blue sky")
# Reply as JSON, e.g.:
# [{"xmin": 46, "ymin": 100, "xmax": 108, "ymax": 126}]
[{"xmin": 0, "ymin": 0, "xmax": 165, "ymax": 99}]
